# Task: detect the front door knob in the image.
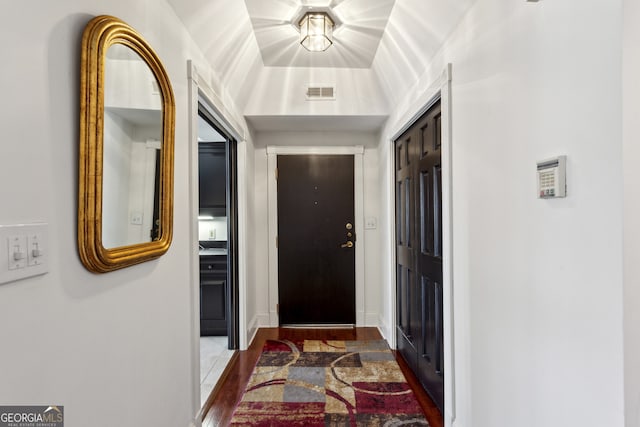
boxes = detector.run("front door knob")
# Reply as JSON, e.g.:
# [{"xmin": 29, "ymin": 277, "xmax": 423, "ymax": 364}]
[{"xmin": 341, "ymin": 241, "xmax": 354, "ymax": 248}]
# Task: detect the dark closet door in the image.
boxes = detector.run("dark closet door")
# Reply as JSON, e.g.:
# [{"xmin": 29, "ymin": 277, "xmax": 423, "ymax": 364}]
[
  {"xmin": 396, "ymin": 126, "xmax": 418, "ymax": 372},
  {"xmin": 395, "ymin": 100, "xmax": 444, "ymax": 413},
  {"xmin": 277, "ymin": 155, "xmax": 355, "ymax": 325}
]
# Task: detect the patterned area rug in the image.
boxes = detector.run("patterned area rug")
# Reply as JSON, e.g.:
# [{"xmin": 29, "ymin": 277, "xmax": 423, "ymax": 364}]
[{"xmin": 230, "ymin": 339, "xmax": 429, "ymax": 426}]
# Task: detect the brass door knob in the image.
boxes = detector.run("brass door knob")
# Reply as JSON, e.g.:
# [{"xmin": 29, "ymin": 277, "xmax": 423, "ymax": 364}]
[{"xmin": 341, "ymin": 241, "xmax": 354, "ymax": 248}]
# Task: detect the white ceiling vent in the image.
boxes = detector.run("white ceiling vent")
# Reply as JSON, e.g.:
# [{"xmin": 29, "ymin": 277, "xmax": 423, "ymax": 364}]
[{"xmin": 306, "ymin": 85, "xmax": 335, "ymax": 100}]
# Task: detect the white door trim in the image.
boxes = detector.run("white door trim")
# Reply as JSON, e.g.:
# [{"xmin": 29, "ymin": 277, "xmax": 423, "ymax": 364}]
[
  {"xmin": 386, "ymin": 64, "xmax": 455, "ymax": 426},
  {"xmin": 266, "ymin": 145, "xmax": 366, "ymax": 326},
  {"xmin": 187, "ymin": 60, "xmax": 249, "ymax": 422}
]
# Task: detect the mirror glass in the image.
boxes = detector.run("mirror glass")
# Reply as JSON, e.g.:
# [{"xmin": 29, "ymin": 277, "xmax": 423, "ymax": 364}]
[
  {"xmin": 102, "ymin": 44, "xmax": 162, "ymax": 249},
  {"xmin": 79, "ymin": 15, "xmax": 174, "ymax": 273}
]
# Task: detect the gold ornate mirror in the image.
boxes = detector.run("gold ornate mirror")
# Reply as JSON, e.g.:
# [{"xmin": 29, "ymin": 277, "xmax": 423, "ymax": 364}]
[{"xmin": 79, "ymin": 15, "xmax": 175, "ymax": 273}]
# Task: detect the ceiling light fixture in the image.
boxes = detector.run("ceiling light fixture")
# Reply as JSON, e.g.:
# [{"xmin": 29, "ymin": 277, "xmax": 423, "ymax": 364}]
[{"xmin": 299, "ymin": 12, "xmax": 334, "ymax": 52}]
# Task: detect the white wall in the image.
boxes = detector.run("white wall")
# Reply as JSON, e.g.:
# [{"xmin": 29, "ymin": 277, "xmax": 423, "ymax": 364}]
[
  {"xmin": 241, "ymin": 135, "xmax": 258, "ymax": 343},
  {"xmin": 126, "ymin": 141, "xmax": 159, "ymax": 245},
  {"xmin": 103, "ymin": 112, "xmax": 160, "ymax": 248},
  {"xmin": 244, "ymin": 68, "xmax": 388, "ymax": 117},
  {"xmin": 362, "ymin": 148, "xmax": 382, "ymax": 326},
  {"xmin": 105, "ymin": 55, "xmax": 162, "ymax": 111},
  {"xmin": 249, "ymin": 144, "xmax": 269, "ymax": 335},
  {"xmin": 376, "ymin": 130, "xmax": 395, "ymax": 341},
  {"xmin": 198, "ymin": 218, "xmax": 228, "ymax": 241},
  {"xmin": 623, "ymin": 0, "xmax": 640, "ymax": 425},
  {"xmin": 376, "ymin": 0, "xmax": 624, "ymax": 426},
  {"xmin": 0, "ymin": 2, "xmax": 242, "ymax": 426},
  {"xmin": 252, "ymin": 131, "xmax": 381, "ymax": 149},
  {"xmin": 102, "ymin": 111, "xmax": 133, "ymax": 248}
]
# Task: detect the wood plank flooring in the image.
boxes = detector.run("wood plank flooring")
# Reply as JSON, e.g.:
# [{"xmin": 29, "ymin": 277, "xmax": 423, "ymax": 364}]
[{"xmin": 202, "ymin": 327, "xmax": 443, "ymax": 427}]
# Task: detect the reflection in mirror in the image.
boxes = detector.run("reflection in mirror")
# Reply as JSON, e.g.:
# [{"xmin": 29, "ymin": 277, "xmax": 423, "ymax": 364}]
[
  {"xmin": 102, "ymin": 44, "xmax": 162, "ymax": 249},
  {"xmin": 79, "ymin": 15, "xmax": 174, "ymax": 273}
]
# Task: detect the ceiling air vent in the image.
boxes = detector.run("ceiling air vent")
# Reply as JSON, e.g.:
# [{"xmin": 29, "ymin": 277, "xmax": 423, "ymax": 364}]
[{"xmin": 306, "ymin": 85, "xmax": 335, "ymax": 100}]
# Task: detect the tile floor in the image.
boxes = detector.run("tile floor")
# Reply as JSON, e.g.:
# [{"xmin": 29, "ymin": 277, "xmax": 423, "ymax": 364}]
[{"xmin": 200, "ymin": 336, "xmax": 235, "ymax": 407}]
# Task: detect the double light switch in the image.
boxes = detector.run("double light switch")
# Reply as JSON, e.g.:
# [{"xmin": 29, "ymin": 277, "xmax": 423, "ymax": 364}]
[
  {"xmin": 1, "ymin": 223, "xmax": 48, "ymax": 285},
  {"xmin": 8, "ymin": 234, "xmax": 44, "ymax": 270}
]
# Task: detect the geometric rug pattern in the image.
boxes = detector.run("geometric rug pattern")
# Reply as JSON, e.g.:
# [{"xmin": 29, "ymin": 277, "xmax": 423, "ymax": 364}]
[{"xmin": 230, "ymin": 339, "xmax": 429, "ymax": 426}]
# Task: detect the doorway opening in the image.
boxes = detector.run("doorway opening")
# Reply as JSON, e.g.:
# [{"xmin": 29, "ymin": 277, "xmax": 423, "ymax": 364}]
[{"xmin": 197, "ymin": 102, "xmax": 239, "ymax": 407}]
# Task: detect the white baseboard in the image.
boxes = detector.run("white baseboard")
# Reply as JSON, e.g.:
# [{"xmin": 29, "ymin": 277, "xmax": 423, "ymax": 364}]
[
  {"xmin": 247, "ymin": 315, "xmax": 258, "ymax": 346},
  {"xmin": 256, "ymin": 313, "xmax": 270, "ymax": 326},
  {"xmin": 269, "ymin": 310, "xmax": 278, "ymax": 327},
  {"xmin": 378, "ymin": 314, "xmax": 395, "ymax": 347},
  {"xmin": 247, "ymin": 314, "xmax": 257, "ymax": 331},
  {"xmin": 247, "ymin": 312, "xmax": 270, "ymax": 347},
  {"xmin": 365, "ymin": 312, "xmax": 379, "ymax": 326}
]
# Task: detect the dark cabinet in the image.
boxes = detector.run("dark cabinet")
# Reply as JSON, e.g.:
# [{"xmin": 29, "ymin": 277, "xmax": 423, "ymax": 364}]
[
  {"xmin": 200, "ymin": 255, "xmax": 227, "ymax": 336},
  {"xmin": 198, "ymin": 143, "xmax": 226, "ymax": 217}
]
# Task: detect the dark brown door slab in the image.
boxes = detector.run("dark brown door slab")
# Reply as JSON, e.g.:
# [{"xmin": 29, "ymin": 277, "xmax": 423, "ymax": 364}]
[{"xmin": 277, "ymin": 155, "xmax": 355, "ymax": 325}]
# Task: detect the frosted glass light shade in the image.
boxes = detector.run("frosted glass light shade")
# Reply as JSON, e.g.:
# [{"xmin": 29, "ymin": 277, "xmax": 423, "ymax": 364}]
[{"xmin": 299, "ymin": 12, "xmax": 334, "ymax": 52}]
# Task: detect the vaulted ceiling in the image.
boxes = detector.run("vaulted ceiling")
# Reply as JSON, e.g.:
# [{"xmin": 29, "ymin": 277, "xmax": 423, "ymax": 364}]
[
  {"xmin": 244, "ymin": 0, "xmax": 396, "ymax": 69},
  {"xmin": 167, "ymin": 0, "xmax": 476, "ymax": 133}
]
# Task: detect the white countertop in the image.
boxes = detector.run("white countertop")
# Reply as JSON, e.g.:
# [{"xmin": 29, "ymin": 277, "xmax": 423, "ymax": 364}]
[{"xmin": 199, "ymin": 248, "xmax": 227, "ymax": 256}]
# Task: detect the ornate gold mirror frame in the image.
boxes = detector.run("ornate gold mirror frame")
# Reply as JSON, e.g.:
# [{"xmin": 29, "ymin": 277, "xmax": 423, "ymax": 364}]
[{"xmin": 79, "ymin": 15, "xmax": 175, "ymax": 273}]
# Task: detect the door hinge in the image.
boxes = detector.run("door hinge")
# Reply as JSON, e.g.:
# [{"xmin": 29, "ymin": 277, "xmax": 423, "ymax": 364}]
[
  {"xmin": 276, "ymin": 304, "xmax": 279, "ymax": 314},
  {"xmin": 276, "ymin": 236, "xmax": 278, "ymax": 248},
  {"xmin": 275, "ymin": 167, "xmax": 278, "ymax": 180}
]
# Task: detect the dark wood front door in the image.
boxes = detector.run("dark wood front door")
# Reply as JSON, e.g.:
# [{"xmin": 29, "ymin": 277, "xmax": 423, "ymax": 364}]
[
  {"xmin": 395, "ymin": 100, "xmax": 444, "ymax": 412},
  {"xmin": 277, "ymin": 155, "xmax": 355, "ymax": 325}
]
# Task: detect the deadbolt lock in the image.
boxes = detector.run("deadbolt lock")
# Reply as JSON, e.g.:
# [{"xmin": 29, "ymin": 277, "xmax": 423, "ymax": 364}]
[
  {"xmin": 347, "ymin": 232, "xmax": 353, "ymax": 238},
  {"xmin": 346, "ymin": 223, "xmax": 353, "ymax": 230}
]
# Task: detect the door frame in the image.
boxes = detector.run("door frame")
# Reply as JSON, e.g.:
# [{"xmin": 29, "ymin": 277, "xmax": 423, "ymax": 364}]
[
  {"xmin": 388, "ymin": 64, "xmax": 455, "ymax": 426},
  {"xmin": 187, "ymin": 61, "xmax": 247, "ymax": 421},
  {"xmin": 197, "ymin": 105, "xmax": 239, "ymax": 342},
  {"xmin": 266, "ymin": 146, "xmax": 366, "ymax": 326}
]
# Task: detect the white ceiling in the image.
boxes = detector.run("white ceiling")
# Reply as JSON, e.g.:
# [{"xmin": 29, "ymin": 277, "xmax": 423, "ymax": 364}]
[
  {"xmin": 244, "ymin": 0, "xmax": 396, "ymax": 69},
  {"xmin": 167, "ymin": 0, "xmax": 478, "ymax": 133}
]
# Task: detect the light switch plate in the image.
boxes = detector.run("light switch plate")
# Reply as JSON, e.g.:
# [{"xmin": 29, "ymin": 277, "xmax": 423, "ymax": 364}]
[
  {"xmin": 27, "ymin": 232, "xmax": 44, "ymax": 266},
  {"xmin": 365, "ymin": 217, "xmax": 377, "ymax": 230},
  {"xmin": 130, "ymin": 212, "xmax": 143, "ymax": 225},
  {"xmin": 0, "ymin": 223, "xmax": 48, "ymax": 285},
  {"xmin": 7, "ymin": 235, "xmax": 27, "ymax": 270}
]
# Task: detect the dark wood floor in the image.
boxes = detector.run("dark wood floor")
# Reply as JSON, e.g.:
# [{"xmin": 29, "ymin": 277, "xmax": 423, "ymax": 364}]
[{"xmin": 202, "ymin": 327, "xmax": 443, "ymax": 427}]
